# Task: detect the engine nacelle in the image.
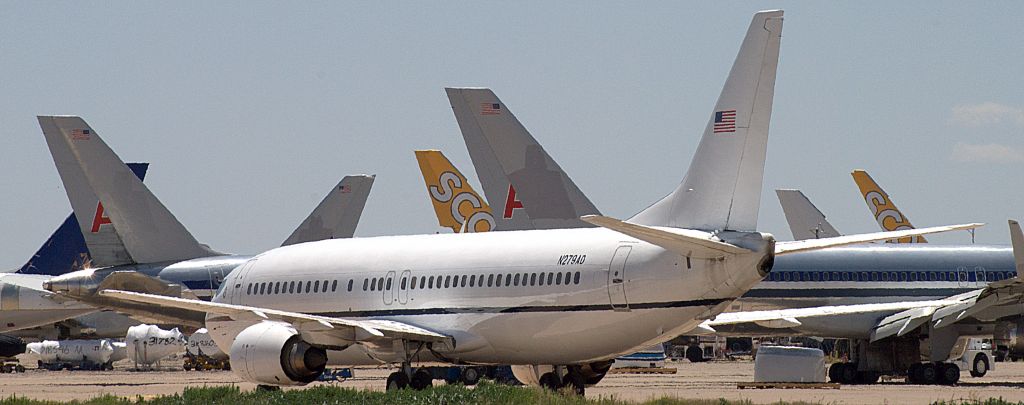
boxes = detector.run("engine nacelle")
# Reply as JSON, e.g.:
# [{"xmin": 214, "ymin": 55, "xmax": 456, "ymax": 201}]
[
  {"xmin": 229, "ymin": 322, "xmax": 327, "ymax": 386},
  {"xmin": 995, "ymin": 320, "xmax": 1024, "ymax": 360}
]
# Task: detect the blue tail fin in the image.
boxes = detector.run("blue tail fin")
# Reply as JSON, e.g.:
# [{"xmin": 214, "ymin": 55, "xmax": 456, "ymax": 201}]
[{"xmin": 18, "ymin": 163, "xmax": 149, "ymax": 276}]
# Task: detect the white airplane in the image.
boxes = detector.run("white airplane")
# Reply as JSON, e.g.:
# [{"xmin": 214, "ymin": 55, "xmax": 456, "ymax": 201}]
[{"xmin": 90, "ymin": 10, "xmax": 973, "ymax": 392}]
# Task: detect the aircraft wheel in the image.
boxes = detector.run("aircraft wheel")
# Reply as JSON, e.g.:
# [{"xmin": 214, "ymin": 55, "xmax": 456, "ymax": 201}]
[
  {"xmin": 856, "ymin": 371, "xmax": 880, "ymax": 384},
  {"xmin": 828, "ymin": 363, "xmax": 843, "ymax": 383},
  {"xmin": 562, "ymin": 371, "xmax": 586, "ymax": 396},
  {"xmin": 387, "ymin": 371, "xmax": 410, "ymax": 391},
  {"xmin": 939, "ymin": 363, "xmax": 960, "ymax": 385},
  {"xmin": 907, "ymin": 363, "xmax": 922, "ymax": 384},
  {"xmin": 410, "ymin": 369, "xmax": 433, "ymax": 390},
  {"xmin": 970, "ymin": 354, "xmax": 989, "ymax": 377},
  {"xmin": 918, "ymin": 363, "xmax": 938, "ymax": 385},
  {"xmin": 461, "ymin": 367, "xmax": 481, "ymax": 385},
  {"xmin": 685, "ymin": 346, "xmax": 704, "ymax": 363},
  {"xmin": 838, "ymin": 363, "xmax": 857, "ymax": 384},
  {"xmin": 539, "ymin": 372, "xmax": 562, "ymax": 391}
]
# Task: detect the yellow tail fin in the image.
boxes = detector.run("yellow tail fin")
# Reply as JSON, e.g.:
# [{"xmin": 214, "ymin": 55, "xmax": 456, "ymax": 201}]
[
  {"xmin": 415, "ymin": 150, "xmax": 496, "ymax": 233},
  {"xmin": 851, "ymin": 169, "xmax": 925, "ymax": 243}
]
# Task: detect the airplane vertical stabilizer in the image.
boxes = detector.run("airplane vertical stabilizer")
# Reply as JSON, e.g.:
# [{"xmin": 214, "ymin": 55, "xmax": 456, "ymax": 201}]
[
  {"xmin": 415, "ymin": 150, "xmax": 495, "ymax": 233},
  {"xmin": 630, "ymin": 10, "xmax": 783, "ymax": 231},
  {"xmin": 39, "ymin": 116, "xmax": 216, "ymax": 264},
  {"xmin": 851, "ymin": 169, "xmax": 925, "ymax": 243},
  {"xmin": 445, "ymin": 88, "xmax": 600, "ymax": 230},
  {"xmin": 775, "ymin": 189, "xmax": 842, "ymax": 240},
  {"xmin": 282, "ymin": 175, "xmax": 375, "ymax": 246},
  {"xmin": 18, "ymin": 163, "xmax": 149, "ymax": 274}
]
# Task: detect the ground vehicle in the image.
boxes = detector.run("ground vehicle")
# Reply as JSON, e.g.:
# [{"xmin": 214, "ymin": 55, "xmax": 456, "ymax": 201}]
[{"xmin": 950, "ymin": 338, "xmax": 994, "ymax": 378}]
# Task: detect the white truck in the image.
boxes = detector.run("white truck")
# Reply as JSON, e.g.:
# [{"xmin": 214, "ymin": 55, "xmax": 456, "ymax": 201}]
[{"xmin": 949, "ymin": 338, "xmax": 994, "ymax": 378}]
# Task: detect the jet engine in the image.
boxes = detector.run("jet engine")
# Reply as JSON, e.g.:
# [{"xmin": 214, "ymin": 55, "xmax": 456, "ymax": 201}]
[
  {"xmin": 229, "ymin": 322, "xmax": 327, "ymax": 386},
  {"xmin": 995, "ymin": 320, "xmax": 1024, "ymax": 361},
  {"xmin": 0, "ymin": 334, "xmax": 27, "ymax": 358}
]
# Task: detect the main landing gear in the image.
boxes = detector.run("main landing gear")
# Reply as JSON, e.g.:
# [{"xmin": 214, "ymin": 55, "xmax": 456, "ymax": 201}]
[
  {"xmin": 538, "ymin": 368, "xmax": 586, "ymax": 396},
  {"xmin": 907, "ymin": 362, "xmax": 959, "ymax": 385},
  {"xmin": 827, "ymin": 363, "xmax": 879, "ymax": 384}
]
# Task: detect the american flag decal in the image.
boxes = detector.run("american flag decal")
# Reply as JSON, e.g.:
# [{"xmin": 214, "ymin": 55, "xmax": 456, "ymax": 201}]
[
  {"xmin": 339, "ymin": 184, "xmax": 352, "ymax": 193},
  {"xmin": 70, "ymin": 129, "xmax": 91, "ymax": 140},
  {"xmin": 481, "ymin": 103, "xmax": 501, "ymax": 115},
  {"xmin": 713, "ymin": 110, "xmax": 736, "ymax": 133}
]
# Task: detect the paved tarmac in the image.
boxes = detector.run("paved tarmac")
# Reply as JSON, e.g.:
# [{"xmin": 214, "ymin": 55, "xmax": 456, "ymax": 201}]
[{"xmin": 3, "ymin": 358, "xmax": 1024, "ymax": 404}]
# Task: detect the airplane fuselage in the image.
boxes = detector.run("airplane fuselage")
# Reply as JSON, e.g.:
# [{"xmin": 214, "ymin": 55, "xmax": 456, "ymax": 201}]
[{"xmin": 208, "ymin": 227, "xmax": 774, "ymax": 366}]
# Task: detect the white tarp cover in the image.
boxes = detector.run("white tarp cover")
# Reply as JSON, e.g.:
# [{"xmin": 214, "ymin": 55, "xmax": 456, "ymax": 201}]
[
  {"xmin": 186, "ymin": 328, "xmax": 227, "ymax": 360},
  {"xmin": 25, "ymin": 340, "xmax": 115, "ymax": 364},
  {"xmin": 126, "ymin": 324, "xmax": 186, "ymax": 365},
  {"xmin": 753, "ymin": 346, "xmax": 826, "ymax": 383},
  {"xmin": 111, "ymin": 341, "xmax": 128, "ymax": 362}
]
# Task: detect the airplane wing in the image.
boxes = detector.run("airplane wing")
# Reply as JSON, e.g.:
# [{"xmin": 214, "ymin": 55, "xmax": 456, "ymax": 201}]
[
  {"xmin": 701, "ymin": 220, "xmax": 1022, "ymax": 341},
  {"xmin": 99, "ymin": 290, "xmax": 452, "ymax": 347}
]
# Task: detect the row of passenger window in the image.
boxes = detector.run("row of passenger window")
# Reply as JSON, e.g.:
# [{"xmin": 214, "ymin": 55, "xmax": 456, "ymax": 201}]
[
  {"xmin": 246, "ymin": 278, "xmax": 344, "ymax": 296},
  {"xmin": 767, "ymin": 270, "xmax": 1014, "ymax": 283},
  {"xmin": 244, "ymin": 270, "xmax": 586, "ymax": 297},
  {"xmin": 361, "ymin": 271, "xmax": 583, "ymax": 292}
]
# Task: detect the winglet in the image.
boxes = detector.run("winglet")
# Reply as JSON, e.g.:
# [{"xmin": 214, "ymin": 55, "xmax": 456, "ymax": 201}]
[
  {"xmin": 581, "ymin": 215, "xmax": 751, "ymax": 259},
  {"xmin": 1010, "ymin": 220, "xmax": 1024, "ymax": 279}
]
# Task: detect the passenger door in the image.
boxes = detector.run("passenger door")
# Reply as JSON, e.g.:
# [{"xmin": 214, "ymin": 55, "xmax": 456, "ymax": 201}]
[
  {"xmin": 608, "ymin": 246, "xmax": 632, "ymax": 311},
  {"xmin": 398, "ymin": 270, "xmax": 411, "ymax": 305},
  {"xmin": 383, "ymin": 271, "xmax": 396, "ymax": 305},
  {"xmin": 227, "ymin": 259, "xmax": 256, "ymax": 305}
]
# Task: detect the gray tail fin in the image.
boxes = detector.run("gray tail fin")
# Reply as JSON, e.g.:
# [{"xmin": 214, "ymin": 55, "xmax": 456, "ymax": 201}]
[
  {"xmin": 629, "ymin": 10, "xmax": 783, "ymax": 231},
  {"xmin": 281, "ymin": 175, "xmax": 375, "ymax": 246},
  {"xmin": 445, "ymin": 87, "xmax": 600, "ymax": 230},
  {"xmin": 39, "ymin": 116, "xmax": 216, "ymax": 265},
  {"xmin": 775, "ymin": 189, "xmax": 842, "ymax": 240}
]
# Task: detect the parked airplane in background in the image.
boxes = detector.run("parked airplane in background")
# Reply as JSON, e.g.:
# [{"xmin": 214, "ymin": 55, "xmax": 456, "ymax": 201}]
[
  {"xmin": 39, "ymin": 115, "xmax": 375, "ymax": 328},
  {"xmin": 698, "ymin": 179, "xmax": 1017, "ymax": 385},
  {"xmin": 0, "ymin": 163, "xmax": 150, "ymax": 343},
  {"xmin": 94, "ymin": 11, "xmax": 974, "ymax": 393},
  {"xmin": 445, "ymin": 87, "xmax": 600, "ymax": 230},
  {"xmin": 852, "ymin": 169, "xmax": 926, "ymax": 243}
]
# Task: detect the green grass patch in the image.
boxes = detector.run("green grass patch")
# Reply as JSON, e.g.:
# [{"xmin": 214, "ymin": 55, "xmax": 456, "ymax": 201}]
[{"xmin": 1, "ymin": 383, "xmax": 1022, "ymax": 405}]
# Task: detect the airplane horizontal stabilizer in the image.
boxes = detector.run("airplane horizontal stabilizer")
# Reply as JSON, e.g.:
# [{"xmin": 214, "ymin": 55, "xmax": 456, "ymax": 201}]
[
  {"xmin": 774, "ymin": 223, "xmax": 983, "ymax": 256},
  {"xmin": 581, "ymin": 215, "xmax": 751, "ymax": 259}
]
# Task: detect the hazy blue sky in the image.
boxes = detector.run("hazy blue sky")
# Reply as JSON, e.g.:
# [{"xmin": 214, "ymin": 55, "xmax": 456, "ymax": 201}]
[{"xmin": 2, "ymin": 2, "xmax": 1022, "ymax": 269}]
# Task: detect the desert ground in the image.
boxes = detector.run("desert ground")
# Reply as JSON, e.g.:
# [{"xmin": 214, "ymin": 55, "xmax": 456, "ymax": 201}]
[{"xmin": 2, "ymin": 359, "xmax": 1024, "ymax": 404}]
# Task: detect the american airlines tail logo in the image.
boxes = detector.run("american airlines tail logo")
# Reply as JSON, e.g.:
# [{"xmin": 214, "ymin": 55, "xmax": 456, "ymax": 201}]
[
  {"xmin": 428, "ymin": 171, "xmax": 496, "ymax": 233},
  {"xmin": 503, "ymin": 184, "xmax": 524, "ymax": 219},
  {"xmin": 91, "ymin": 202, "xmax": 112, "ymax": 233}
]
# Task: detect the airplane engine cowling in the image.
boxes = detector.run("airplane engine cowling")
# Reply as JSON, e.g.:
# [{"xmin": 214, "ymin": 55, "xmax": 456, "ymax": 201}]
[{"xmin": 229, "ymin": 322, "xmax": 327, "ymax": 386}]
